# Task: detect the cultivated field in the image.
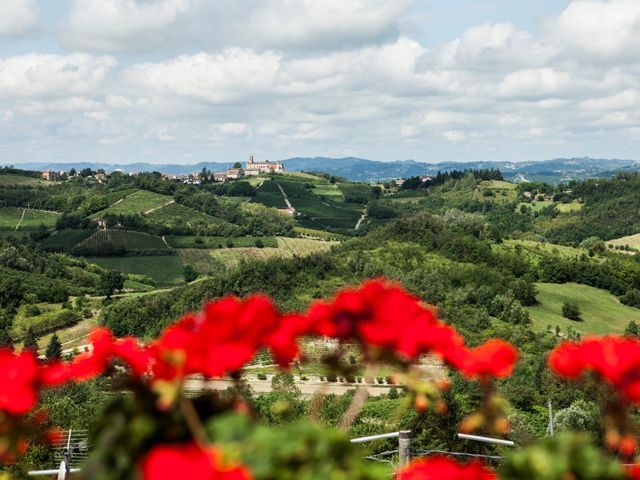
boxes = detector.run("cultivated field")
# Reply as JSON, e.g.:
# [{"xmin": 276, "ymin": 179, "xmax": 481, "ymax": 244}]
[
  {"xmin": 0, "ymin": 207, "xmax": 59, "ymax": 230},
  {"xmin": 76, "ymin": 229, "xmax": 169, "ymax": 253},
  {"xmin": 250, "ymin": 180, "xmax": 287, "ymax": 209},
  {"xmin": 93, "ymin": 190, "xmax": 172, "ymax": 216},
  {"xmin": 313, "ymin": 183, "xmax": 343, "ymax": 200},
  {"xmin": 166, "ymin": 235, "xmax": 278, "ymax": 249},
  {"xmin": 0, "ymin": 174, "xmax": 49, "ymax": 186},
  {"xmin": 85, "ymin": 255, "xmax": 184, "ymax": 285},
  {"xmin": 177, "ymin": 237, "xmax": 337, "ymax": 272},
  {"xmin": 39, "ymin": 229, "xmax": 95, "ymax": 251},
  {"xmin": 144, "ymin": 202, "xmax": 223, "ymax": 228},
  {"xmin": 527, "ymin": 282, "xmax": 640, "ymax": 335}
]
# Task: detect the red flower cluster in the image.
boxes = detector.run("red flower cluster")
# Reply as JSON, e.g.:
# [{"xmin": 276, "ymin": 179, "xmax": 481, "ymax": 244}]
[
  {"xmin": 306, "ymin": 279, "xmax": 518, "ymax": 379},
  {"xmin": 396, "ymin": 456, "xmax": 496, "ymax": 480},
  {"xmin": 40, "ymin": 328, "xmax": 150, "ymax": 386},
  {"xmin": 0, "ymin": 278, "xmax": 518, "ymax": 417},
  {"xmin": 140, "ymin": 443, "xmax": 251, "ymax": 480},
  {"xmin": 150, "ymin": 295, "xmax": 307, "ymax": 381},
  {"xmin": 549, "ymin": 336, "xmax": 640, "ymax": 403}
]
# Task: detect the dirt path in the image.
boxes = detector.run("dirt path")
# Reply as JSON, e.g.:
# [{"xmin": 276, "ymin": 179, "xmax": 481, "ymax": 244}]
[
  {"xmin": 276, "ymin": 183, "xmax": 295, "ymax": 212},
  {"xmin": 14, "ymin": 208, "xmax": 26, "ymax": 230},
  {"xmin": 144, "ymin": 200, "xmax": 175, "ymax": 215},
  {"xmin": 355, "ymin": 211, "xmax": 367, "ymax": 230}
]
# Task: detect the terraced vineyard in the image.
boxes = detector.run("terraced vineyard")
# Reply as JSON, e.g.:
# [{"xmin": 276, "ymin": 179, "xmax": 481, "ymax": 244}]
[
  {"xmin": 75, "ymin": 229, "xmax": 170, "ymax": 254},
  {"xmin": 250, "ymin": 180, "xmax": 287, "ymax": 208},
  {"xmin": 86, "ymin": 255, "xmax": 184, "ymax": 285},
  {"xmin": 92, "ymin": 190, "xmax": 172, "ymax": 217},
  {"xmin": 39, "ymin": 229, "xmax": 95, "ymax": 251}
]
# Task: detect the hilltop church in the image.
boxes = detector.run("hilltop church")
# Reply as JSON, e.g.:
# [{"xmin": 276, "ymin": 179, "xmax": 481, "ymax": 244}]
[
  {"xmin": 213, "ymin": 155, "xmax": 284, "ymax": 181},
  {"xmin": 243, "ymin": 155, "xmax": 284, "ymax": 176}
]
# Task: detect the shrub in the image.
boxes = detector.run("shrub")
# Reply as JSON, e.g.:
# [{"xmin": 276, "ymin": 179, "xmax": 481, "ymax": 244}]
[
  {"xmin": 562, "ymin": 302, "xmax": 582, "ymax": 321},
  {"xmin": 257, "ymin": 373, "xmax": 267, "ymax": 381},
  {"xmin": 326, "ymin": 374, "xmax": 337, "ymax": 382},
  {"xmin": 255, "ymin": 239, "xmax": 264, "ymax": 248}
]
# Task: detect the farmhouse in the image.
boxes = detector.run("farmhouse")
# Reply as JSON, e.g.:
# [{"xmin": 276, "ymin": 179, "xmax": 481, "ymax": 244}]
[
  {"xmin": 41, "ymin": 170, "xmax": 59, "ymax": 181},
  {"xmin": 244, "ymin": 155, "xmax": 284, "ymax": 176}
]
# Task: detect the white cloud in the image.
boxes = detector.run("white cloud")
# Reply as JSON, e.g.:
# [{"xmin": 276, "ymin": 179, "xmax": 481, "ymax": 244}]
[
  {"xmin": 433, "ymin": 23, "xmax": 554, "ymax": 69},
  {"xmin": 123, "ymin": 50, "xmax": 281, "ymax": 104},
  {"xmin": 5, "ymin": 2, "xmax": 640, "ymax": 164},
  {"xmin": 0, "ymin": 0, "xmax": 39, "ymax": 37},
  {"xmin": 0, "ymin": 53, "xmax": 117, "ymax": 98},
  {"xmin": 497, "ymin": 68, "xmax": 573, "ymax": 99},
  {"xmin": 550, "ymin": 0, "xmax": 640, "ymax": 61},
  {"xmin": 61, "ymin": 0, "xmax": 414, "ymax": 53},
  {"xmin": 63, "ymin": 0, "xmax": 190, "ymax": 52}
]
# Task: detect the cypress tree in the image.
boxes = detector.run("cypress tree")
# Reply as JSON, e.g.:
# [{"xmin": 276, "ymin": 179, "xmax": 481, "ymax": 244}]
[{"xmin": 45, "ymin": 333, "xmax": 63, "ymax": 361}]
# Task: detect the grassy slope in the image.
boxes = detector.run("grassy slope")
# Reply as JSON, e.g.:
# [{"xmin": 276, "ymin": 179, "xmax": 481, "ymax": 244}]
[
  {"xmin": 85, "ymin": 256, "xmax": 184, "ymax": 285},
  {"xmin": 606, "ymin": 233, "xmax": 640, "ymax": 249},
  {"xmin": 527, "ymin": 282, "xmax": 640, "ymax": 335},
  {"xmin": 0, "ymin": 175, "xmax": 48, "ymax": 186},
  {"xmin": 0, "ymin": 207, "xmax": 59, "ymax": 230},
  {"xmin": 176, "ymin": 237, "xmax": 337, "ymax": 272}
]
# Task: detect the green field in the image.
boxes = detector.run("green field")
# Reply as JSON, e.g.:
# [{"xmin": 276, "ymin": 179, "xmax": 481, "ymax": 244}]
[
  {"xmin": 250, "ymin": 180, "xmax": 287, "ymax": 208},
  {"xmin": 606, "ymin": 233, "xmax": 640, "ymax": 251},
  {"xmin": 313, "ymin": 183, "xmax": 343, "ymax": 200},
  {"xmin": 0, "ymin": 207, "xmax": 59, "ymax": 231},
  {"xmin": 144, "ymin": 202, "xmax": 224, "ymax": 229},
  {"xmin": 556, "ymin": 201, "xmax": 583, "ymax": 213},
  {"xmin": 39, "ymin": 229, "xmax": 95, "ymax": 251},
  {"xmin": 0, "ymin": 208, "xmax": 26, "ymax": 229},
  {"xmin": 85, "ymin": 255, "xmax": 184, "ymax": 285},
  {"xmin": 177, "ymin": 237, "xmax": 337, "ymax": 272},
  {"xmin": 475, "ymin": 180, "xmax": 517, "ymax": 204},
  {"xmin": 76, "ymin": 229, "xmax": 170, "ymax": 254},
  {"xmin": 527, "ymin": 282, "xmax": 640, "ymax": 335},
  {"xmin": 93, "ymin": 190, "xmax": 172, "ymax": 217},
  {"xmin": 500, "ymin": 239, "xmax": 597, "ymax": 263},
  {"xmin": 166, "ymin": 235, "xmax": 278, "ymax": 249},
  {"xmin": 0, "ymin": 174, "xmax": 48, "ymax": 186}
]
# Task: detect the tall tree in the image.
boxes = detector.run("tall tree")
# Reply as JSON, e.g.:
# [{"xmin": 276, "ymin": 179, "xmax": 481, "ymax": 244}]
[
  {"xmin": 100, "ymin": 271, "xmax": 125, "ymax": 299},
  {"xmin": 45, "ymin": 333, "xmax": 63, "ymax": 361}
]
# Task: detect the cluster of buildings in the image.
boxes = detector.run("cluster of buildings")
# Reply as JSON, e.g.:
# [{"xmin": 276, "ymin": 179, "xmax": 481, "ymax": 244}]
[{"xmin": 212, "ymin": 156, "xmax": 284, "ymax": 182}]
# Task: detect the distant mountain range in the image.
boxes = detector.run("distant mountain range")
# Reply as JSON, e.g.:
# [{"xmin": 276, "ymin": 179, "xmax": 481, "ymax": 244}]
[{"xmin": 7, "ymin": 157, "xmax": 640, "ymax": 183}]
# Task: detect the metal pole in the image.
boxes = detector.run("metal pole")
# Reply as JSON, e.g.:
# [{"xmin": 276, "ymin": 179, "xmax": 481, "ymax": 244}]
[
  {"xmin": 457, "ymin": 433, "xmax": 515, "ymax": 447},
  {"xmin": 350, "ymin": 432, "xmax": 400, "ymax": 444},
  {"xmin": 548, "ymin": 399, "xmax": 554, "ymax": 436},
  {"xmin": 398, "ymin": 430, "xmax": 411, "ymax": 467}
]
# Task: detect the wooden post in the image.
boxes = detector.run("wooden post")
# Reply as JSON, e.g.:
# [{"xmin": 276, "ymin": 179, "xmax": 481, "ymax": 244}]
[{"xmin": 398, "ymin": 430, "xmax": 411, "ymax": 467}]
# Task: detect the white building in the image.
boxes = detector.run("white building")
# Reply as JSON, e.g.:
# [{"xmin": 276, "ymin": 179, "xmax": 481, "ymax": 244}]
[{"xmin": 244, "ymin": 155, "xmax": 284, "ymax": 176}]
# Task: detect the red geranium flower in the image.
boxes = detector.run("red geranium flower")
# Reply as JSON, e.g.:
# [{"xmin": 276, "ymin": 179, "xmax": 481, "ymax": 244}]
[
  {"xmin": 140, "ymin": 443, "xmax": 251, "ymax": 480},
  {"xmin": 397, "ymin": 456, "xmax": 496, "ymax": 480},
  {"xmin": 150, "ymin": 295, "xmax": 299, "ymax": 380},
  {"xmin": 457, "ymin": 339, "xmax": 519, "ymax": 380},
  {"xmin": 0, "ymin": 349, "xmax": 39, "ymax": 415},
  {"xmin": 549, "ymin": 336, "xmax": 640, "ymax": 404}
]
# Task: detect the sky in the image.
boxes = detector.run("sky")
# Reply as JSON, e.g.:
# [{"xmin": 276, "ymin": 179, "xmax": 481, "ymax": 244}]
[{"xmin": 2, "ymin": 0, "xmax": 640, "ymax": 165}]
